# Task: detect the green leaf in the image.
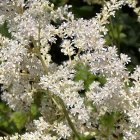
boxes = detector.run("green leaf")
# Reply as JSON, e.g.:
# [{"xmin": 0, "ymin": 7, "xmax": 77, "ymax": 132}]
[
  {"xmin": 80, "ymin": 134, "xmax": 96, "ymax": 140},
  {"xmin": 74, "ymin": 63, "xmax": 106, "ymax": 91},
  {"xmin": 74, "ymin": 63, "xmax": 95, "ymax": 90},
  {"xmin": 0, "ymin": 22, "xmax": 11, "ymax": 38},
  {"xmin": 0, "ymin": 102, "xmax": 11, "ymax": 112},
  {"xmin": 10, "ymin": 112, "xmax": 28, "ymax": 129},
  {"xmin": 99, "ymin": 112, "xmax": 121, "ymax": 132},
  {"xmin": 0, "ymin": 113, "xmax": 9, "ymax": 128},
  {"xmin": 30, "ymin": 104, "xmax": 39, "ymax": 117}
]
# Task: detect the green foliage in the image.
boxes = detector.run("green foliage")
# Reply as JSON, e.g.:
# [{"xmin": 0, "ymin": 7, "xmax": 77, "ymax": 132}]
[
  {"xmin": 0, "ymin": 102, "xmax": 18, "ymax": 135},
  {"xmin": 99, "ymin": 112, "xmax": 120, "ymax": 130},
  {"xmin": 30, "ymin": 104, "xmax": 39, "ymax": 117},
  {"xmin": 0, "ymin": 22, "xmax": 11, "ymax": 38},
  {"xmin": 10, "ymin": 112, "xmax": 28, "ymax": 130},
  {"xmin": 0, "ymin": 102, "xmax": 39, "ymax": 136},
  {"xmin": 106, "ymin": 10, "xmax": 140, "ymax": 69},
  {"xmin": 97, "ymin": 112, "xmax": 123, "ymax": 139},
  {"xmin": 74, "ymin": 63, "xmax": 106, "ymax": 91}
]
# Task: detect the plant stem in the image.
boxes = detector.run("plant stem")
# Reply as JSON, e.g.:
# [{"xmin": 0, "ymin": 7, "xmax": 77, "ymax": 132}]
[
  {"xmin": 34, "ymin": 26, "xmax": 82, "ymax": 139},
  {"xmin": 55, "ymin": 96, "xmax": 82, "ymax": 140}
]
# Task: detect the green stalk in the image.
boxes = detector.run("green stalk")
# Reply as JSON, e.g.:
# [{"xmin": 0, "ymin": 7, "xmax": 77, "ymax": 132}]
[
  {"xmin": 55, "ymin": 96, "xmax": 82, "ymax": 140},
  {"xmin": 33, "ymin": 25, "xmax": 82, "ymax": 140}
]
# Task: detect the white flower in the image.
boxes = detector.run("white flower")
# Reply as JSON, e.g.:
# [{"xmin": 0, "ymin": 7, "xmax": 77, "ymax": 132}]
[
  {"xmin": 120, "ymin": 53, "xmax": 131, "ymax": 64},
  {"xmin": 61, "ymin": 39, "xmax": 75, "ymax": 56},
  {"xmin": 53, "ymin": 122, "xmax": 71, "ymax": 139},
  {"xmin": 34, "ymin": 117, "xmax": 49, "ymax": 132},
  {"xmin": 127, "ymin": 107, "xmax": 140, "ymax": 127},
  {"xmin": 0, "ymin": 0, "xmax": 140, "ymax": 139}
]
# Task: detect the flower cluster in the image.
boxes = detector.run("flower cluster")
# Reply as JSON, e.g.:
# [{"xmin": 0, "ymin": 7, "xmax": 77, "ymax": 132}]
[{"xmin": 0, "ymin": 0, "xmax": 140, "ymax": 139}]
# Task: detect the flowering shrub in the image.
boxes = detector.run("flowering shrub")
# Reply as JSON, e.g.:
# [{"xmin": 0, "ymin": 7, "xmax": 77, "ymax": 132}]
[{"xmin": 0, "ymin": 0, "xmax": 140, "ymax": 139}]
